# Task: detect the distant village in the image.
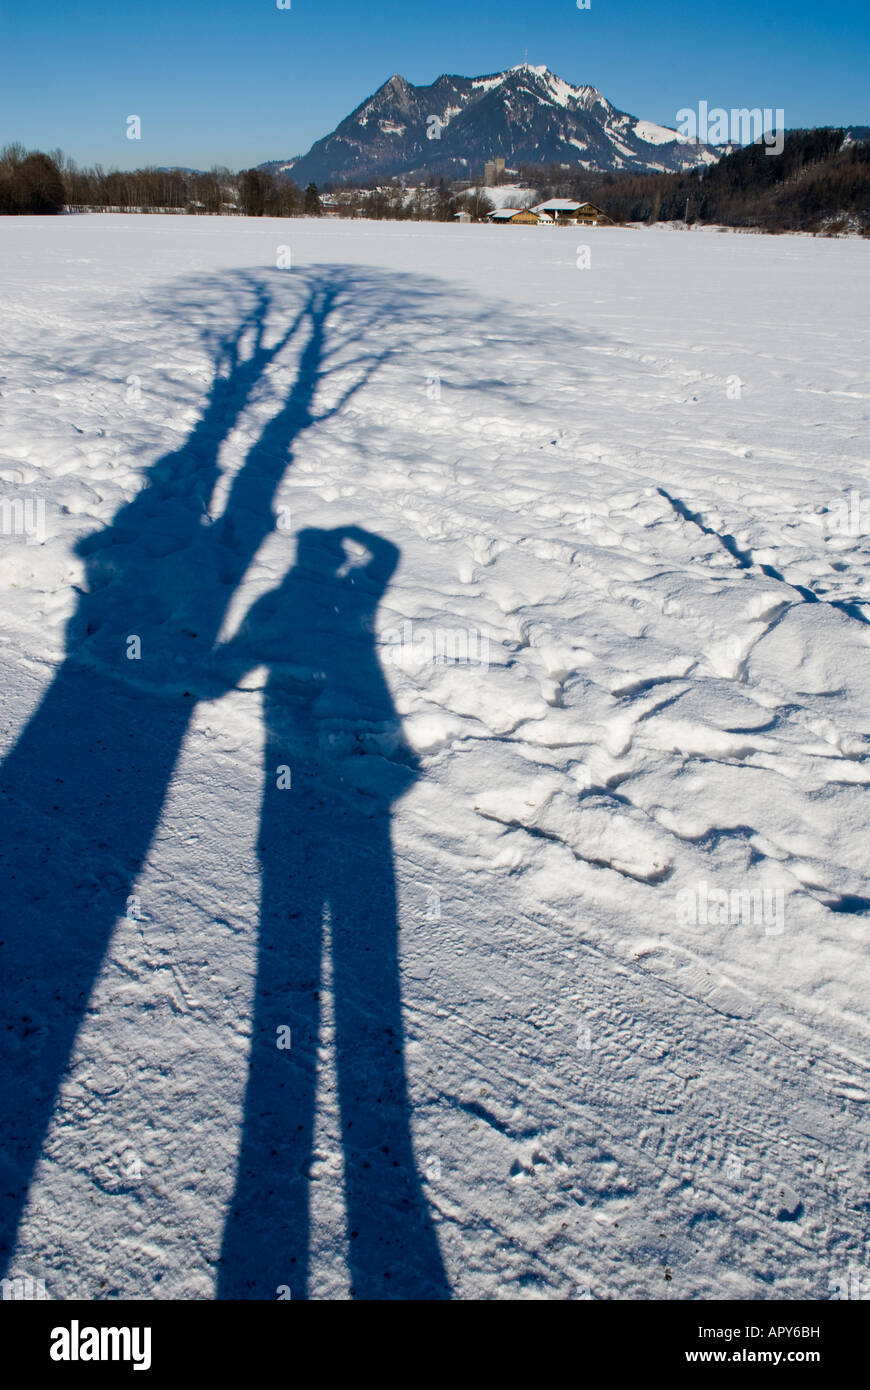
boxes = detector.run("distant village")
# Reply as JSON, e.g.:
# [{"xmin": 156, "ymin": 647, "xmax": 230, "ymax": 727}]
[
  {"xmin": 459, "ymin": 156, "xmax": 609, "ymax": 225},
  {"xmin": 319, "ymin": 190, "xmax": 610, "ymax": 226},
  {"xmin": 318, "ymin": 157, "xmax": 611, "ymax": 225}
]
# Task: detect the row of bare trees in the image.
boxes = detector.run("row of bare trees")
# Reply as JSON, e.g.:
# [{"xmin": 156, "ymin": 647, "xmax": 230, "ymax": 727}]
[
  {"xmin": 0, "ymin": 146, "xmax": 326, "ymax": 217},
  {"xmin": 235, "ymin": 170, "xmax": 323, "ymax": 217},
  {"xmin": 0, "ymin": 144, "xmax": 492, "ymax": 221}
]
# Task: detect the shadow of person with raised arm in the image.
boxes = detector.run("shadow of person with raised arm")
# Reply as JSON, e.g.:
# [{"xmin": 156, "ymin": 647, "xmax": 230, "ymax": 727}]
[
  {"xmin": 216, "ymin": 526, "xmax": 448, "ymax": 1300},
  {"xmin": 0, "ymin": 272, "xmax": 388, "ymax": 1277},
  {"xmin": 0, "ymin": 255, "xmax": 580, "ymax": 1291}
]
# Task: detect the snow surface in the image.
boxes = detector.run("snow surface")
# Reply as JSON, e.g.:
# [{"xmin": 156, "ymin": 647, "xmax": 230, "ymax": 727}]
[
  {"xmin": 0, "ymin": 215, "xmax": 868, "ymax": 1301},
  {"xmin": 471, "ymin": 74, "xmax": 506, "ymax": 94},
  {"xmin": 634, "ymin": 119, "xmax": 679, "ymax": 146},
  {"xmin": 533, "ymin": 199, "xmax": 585, "ymax": 212}
]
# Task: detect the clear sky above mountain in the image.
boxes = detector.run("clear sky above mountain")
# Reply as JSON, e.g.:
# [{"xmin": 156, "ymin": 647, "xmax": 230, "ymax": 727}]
[{"xmin": 2, "ymin": 0, "xmax": 867, "ymax": 169}]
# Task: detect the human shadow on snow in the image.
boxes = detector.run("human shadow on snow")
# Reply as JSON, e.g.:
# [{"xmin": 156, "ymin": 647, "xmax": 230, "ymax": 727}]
[
  {"xmin": 0, "ymin": 266, "xmax": 455, "ymax": 1298},
  {"xmin": 213, "ymin": 525, "xmax": 447, "ymax": 1298},
  {"xmin": 0, "ymin": 259, "xmax": 605, "ymax": 1297}
]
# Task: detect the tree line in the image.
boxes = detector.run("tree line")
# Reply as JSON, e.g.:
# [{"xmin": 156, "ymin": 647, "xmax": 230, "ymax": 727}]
[
  {"xmin": 2, "ymin": 132, "xmax": 867, "ymax": 234},
  {"xmin": 0, "ymin": 146, "xmax": 325, "ymax": 217},
  {"xmin": 0, "ymin": 144, "xmax": 488, "ymax": 221}
]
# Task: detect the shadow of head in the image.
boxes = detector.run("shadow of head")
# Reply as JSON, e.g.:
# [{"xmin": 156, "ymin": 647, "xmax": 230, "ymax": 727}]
[
  {"xmin": 241, "ymin": 524, "xmax": 418, "ymax": 787},
  {"xmin": 295, "ymin": 524, "xmax": 399, "ymax": 593}
]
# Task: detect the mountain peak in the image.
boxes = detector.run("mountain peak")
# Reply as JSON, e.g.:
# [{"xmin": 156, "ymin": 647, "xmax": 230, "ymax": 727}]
[
  {"xmin": 475, "ymin": 64, "xmax": 607, "ymax": 112},
  {"xmin": 381, "ymin": 73, "xmax": 409, "ymax": 92},
  {"xmin": 276, "ymin": 65, "xmax": 718, "ymax": 187}
]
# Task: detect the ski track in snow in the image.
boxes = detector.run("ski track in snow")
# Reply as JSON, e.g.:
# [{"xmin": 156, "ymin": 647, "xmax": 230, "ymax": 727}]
[{"xmin": 0, "ymin": 215, "xmax": 868, "ymax": 1300}]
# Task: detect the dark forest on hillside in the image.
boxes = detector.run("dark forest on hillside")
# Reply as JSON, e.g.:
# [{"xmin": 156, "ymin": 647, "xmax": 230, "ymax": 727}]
[{"xmin": 523, "ymin": 129, "xmax": 870, "ymax": 234}]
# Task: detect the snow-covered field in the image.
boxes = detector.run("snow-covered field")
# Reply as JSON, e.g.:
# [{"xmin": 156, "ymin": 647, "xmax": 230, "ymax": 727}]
[{"xmin": 0, "ymin": 214, "xmax": 868, "ymax": 1301}]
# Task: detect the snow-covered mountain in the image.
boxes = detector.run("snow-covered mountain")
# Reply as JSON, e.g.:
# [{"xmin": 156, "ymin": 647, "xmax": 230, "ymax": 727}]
[{"xmin": 266, "ymin": 64, "xmax": 718, "ymax": 186}]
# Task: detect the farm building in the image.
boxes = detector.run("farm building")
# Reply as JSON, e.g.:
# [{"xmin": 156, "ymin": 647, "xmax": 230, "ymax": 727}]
[
  {"xmin": 531, "ymin": 199, "xmax": 607, "ymax": 225},
  {"xmin": 487, "ymin": 207, "xmax": 544, "ymax": 225}
]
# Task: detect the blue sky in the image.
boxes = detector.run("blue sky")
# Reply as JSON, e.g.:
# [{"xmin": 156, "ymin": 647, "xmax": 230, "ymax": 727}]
[{"xmin": 2, "ymin": 0, "xmax": 868, "ymax": 169}]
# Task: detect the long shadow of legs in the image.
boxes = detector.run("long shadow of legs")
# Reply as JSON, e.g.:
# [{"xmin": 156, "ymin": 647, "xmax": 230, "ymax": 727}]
[
  {"xmin": 217, "ymin": 527, "xmax": 449, "ymax": 1299},
  {"xmin": 0, "ymin": 273, "xmax": 356, "ymax": 1275}
]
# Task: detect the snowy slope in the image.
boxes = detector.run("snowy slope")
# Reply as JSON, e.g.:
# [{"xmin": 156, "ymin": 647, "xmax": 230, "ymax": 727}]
[{"xmin": 0, "ymin": 215, "xmax": 868, "ymax": 1301}]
